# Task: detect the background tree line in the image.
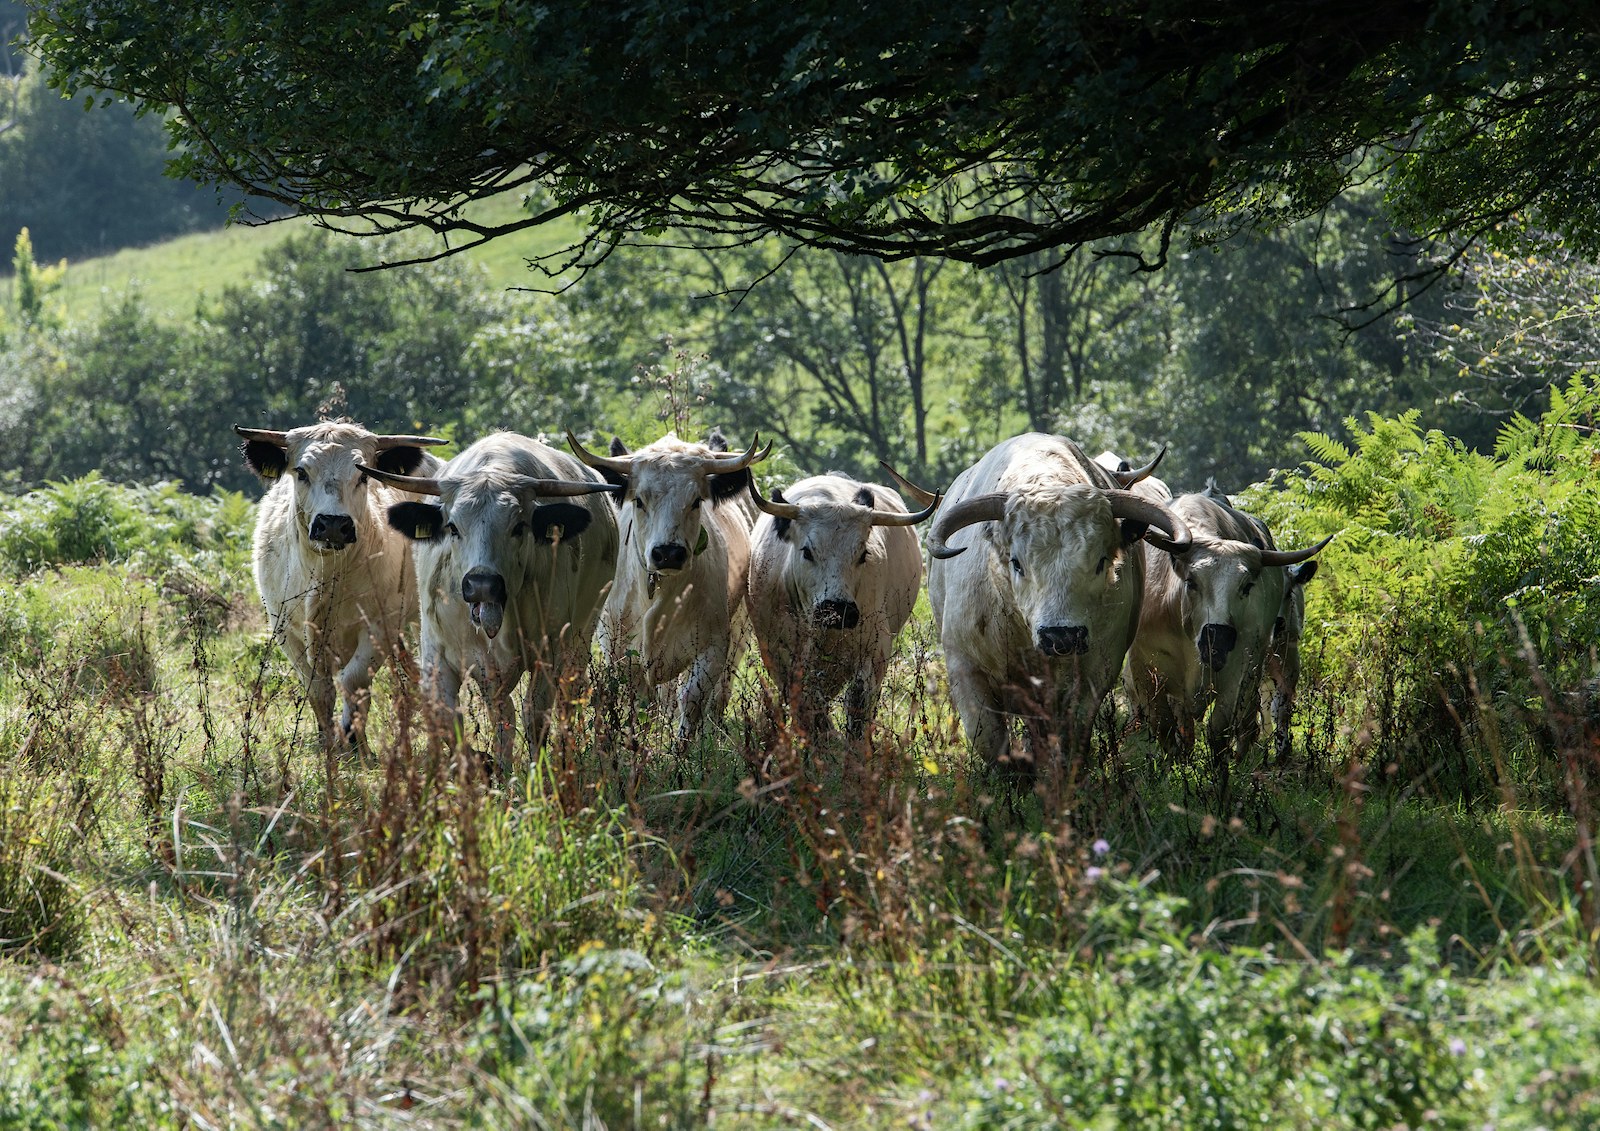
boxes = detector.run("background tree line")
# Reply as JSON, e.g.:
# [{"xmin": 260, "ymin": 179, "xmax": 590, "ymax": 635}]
[
  {"xmin": 2, "ymin": 6, "xmax": 239, "ymax": 264},
  {"xmin": 0, "ymin": 186, "xmax": 1573, "ymax": 497}
]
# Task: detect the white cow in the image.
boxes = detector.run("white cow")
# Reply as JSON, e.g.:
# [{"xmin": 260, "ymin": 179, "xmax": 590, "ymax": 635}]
[
  {"xmin": 1199, "ymin": 480, "xmax": 1324, "ymax": 764},
  {"xmin": 1124, "ymin": 489, "xmax": 1330, "ymax": 792},
  {"xmin": 927, "ymin": 433, "xmax": 1192, "ymax": 780},
  {"xmin": 746, "ymin": 471, "xmax": 940, "ymax": 736},
  {"xmin": 566, "ymin": 429, "xmax": 769, "ymax": 743},
  {"xmin": 365, "ymin": 433, "xmax": 620, "ymax": 774},
  {"xmin": 1093, "ymin": 449, "xmax": 1173, "ymax": 503},
  {"xmin": 236, "ymin": 421, "xmax": 447, "ymax": 747}
]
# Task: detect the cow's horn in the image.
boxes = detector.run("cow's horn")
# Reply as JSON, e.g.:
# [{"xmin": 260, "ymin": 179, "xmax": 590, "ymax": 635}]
[
  {"xmin": 703, "ymin": 434, "xmax": 771, "ymax": 473},
  {"xmin": 234, "ymin": 424, "xmax": 289, "ymax": 447},
  {"xmin": 748, "ymin": 477, "xmax": 803, "ymax": 520},
  {"xmin": 358, "ymin": 463, "xmax": 443, "ymax": 496},
  {"xmin": 566, "ymin": 430, "xmax": 634, "ymax": 476},
  {"xmin": 514, "ymin": 476, "xmax": 624, "ymax": 499},
  {"xmin": 927, "ymin": 493, "xmax": 1008, "ymax": 559},
  {"xmin": 877, "ymin": 460, "xmax": 940, "ymax": 508},
  {"xmin": 867, "ymin": 492, "xmax": 942, "ymax": 527},
  {"xmin": 1105, "ymin": 490, "xmax": 1192, "ymax": 554},
  {"xmin": 374, "ymin": 433, "xmax": 450, "ymax": 449},
  {"xmin": 1111, "ymin": 445, "xmax": 1166, "ymax": 489},
  {"xmin": 1259, "ymin": 534, "xmax": 1334, "ymax": 567}
]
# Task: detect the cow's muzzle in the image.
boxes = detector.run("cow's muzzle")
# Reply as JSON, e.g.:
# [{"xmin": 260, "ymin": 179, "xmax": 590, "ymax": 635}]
[
  {"xmin": 308, "ymin": 513, "xmax": 357, "ymax": 549},
  {"xmin": 1037, "ymin": 625, "xmax": 1089, "ymax": 657},
  {"xmin": 1197, "ymin": 623, "xmax": 1238, "ymax": 670},
  {"xmin": 462, "ymin": 570, "xmax": 509, "ymax": 639},
  {"xmin": 649, "ymin": 542, "xmax": 689, "ymax": 572},
  {"xmin": 814, "ymin": 598, "xmax": 860, "ymax": 630}
]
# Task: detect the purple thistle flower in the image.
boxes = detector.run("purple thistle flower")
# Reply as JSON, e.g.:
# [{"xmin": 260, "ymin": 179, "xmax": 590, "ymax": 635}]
[{"xmin": 1092, "ymin": 838, "xmax": 1111, "ymax": 857}]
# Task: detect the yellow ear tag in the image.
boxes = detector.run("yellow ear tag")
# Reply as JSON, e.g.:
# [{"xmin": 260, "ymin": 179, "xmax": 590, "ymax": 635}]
[
  {"xmin": 416, "ymin": 524, "xmax": 433, "ymax": 539},
  {"xmin": 549, "ymin": 524, "xmax": 565, "ymax": 543},
  {"xmin": 261, "ymin": 465, "xmax": 281, "ymax": 479}
]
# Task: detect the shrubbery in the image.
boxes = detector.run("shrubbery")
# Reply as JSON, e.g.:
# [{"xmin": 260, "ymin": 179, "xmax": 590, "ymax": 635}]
[{"xmin": 1243, "ymin": 375, "xmax": 1600, "ymax": 796}]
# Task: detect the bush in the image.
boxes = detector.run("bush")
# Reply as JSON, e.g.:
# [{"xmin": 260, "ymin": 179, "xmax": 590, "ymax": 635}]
[
  {"xmin": 0, "ymin": 474, "xmax": 253, "ymax": 581},
  {"xmin": 1240, "ymin": 378, "xmax": 1600, "ymax": 795}
]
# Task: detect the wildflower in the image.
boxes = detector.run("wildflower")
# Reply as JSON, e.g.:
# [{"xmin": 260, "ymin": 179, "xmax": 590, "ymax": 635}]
[
  {"xmin": 1086, "ymin": 866, "xmax": 1105, "ymax": 882},
  {"xmin": 1449, "ymin": 1037, "xmax": 1467, "ymax": 1056},
  {"xmin": 1091, "ymin": 838, "xmax": 1110, "ymax": 857}
]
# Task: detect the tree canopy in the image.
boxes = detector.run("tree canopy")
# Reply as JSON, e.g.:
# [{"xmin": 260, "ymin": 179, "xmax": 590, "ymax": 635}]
[{"xmin": 22, "ymin": 1, "xmax": 1600, "ymax": 281}]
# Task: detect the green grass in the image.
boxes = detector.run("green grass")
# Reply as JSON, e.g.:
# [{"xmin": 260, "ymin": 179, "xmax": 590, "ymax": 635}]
[
  {"xmin": 0, "ymin": 477, "xmax": 1597, "ymax": 1127},
  {"xmin": 44, "ymin": 189, "xmax": 583, "ymax": 321}
]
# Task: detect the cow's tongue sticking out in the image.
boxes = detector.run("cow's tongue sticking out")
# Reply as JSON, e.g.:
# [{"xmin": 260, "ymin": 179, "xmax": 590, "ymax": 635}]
[{"xmin": 471, "ymin": 601, "xmax": 504, "ymax": 639}]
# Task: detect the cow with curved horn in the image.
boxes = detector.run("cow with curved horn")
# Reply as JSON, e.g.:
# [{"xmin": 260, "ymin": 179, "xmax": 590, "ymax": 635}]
[
  {"xmin": 926, "ymin": 433, "xmax": 1193, "ymax": 780},
  {"xmin": 1196, "ymin": 479, "xmax": 1327, "ymax": 766},
  {"xmin": 567, "ymin": 429, "xmax": 770, "ymax": 744},
  {"xmin": 1124, "ymin": 488, "xmax": 1332, "ymax": 796},
  {"xmin": 365, "ymin": 432, "xmax": 620, "ymax": 776},
  {"xmin": 235, "ymin": 421, "xmax": 448, "ymax": 748},
  {"xmin": 1094, "ymin": 447, "xmax": 1173, "ymax": 500},
  {"xmin": 747, "ymin": 469, "xmax": 941, "ymax": 737}
]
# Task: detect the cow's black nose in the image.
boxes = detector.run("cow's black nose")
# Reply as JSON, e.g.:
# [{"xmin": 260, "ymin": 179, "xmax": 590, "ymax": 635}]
[
  {"xmin": 814, "ymin": 599, "xmax": 860, "ymax": 629},
  {"xmin": 650, "ymin": 542, "xmax": 689, "ymax": 571},
  {"xmin": 309, "ymin": 513, "xmax": 357, "ymax": 547},
  {"xmin": 461, "ymin": 570, "xmax": 507, "ymax": 606},
  {"xmin": 1197, "ymin": 623, "xmax": 1238, "ymax": 670},
  {"xmin": 1037, "ymin": 625, "xmax": 1089, "ymax": 656}
]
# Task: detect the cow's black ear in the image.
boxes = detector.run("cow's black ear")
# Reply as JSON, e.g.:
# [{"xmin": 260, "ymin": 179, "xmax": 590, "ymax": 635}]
[
  {"xmin": 709, "ymin": 467, "xmax": 751, "ymax": 502},
  {"xmin": 853, "ymin": 486, "xmax": 876, "ymax": 508},
  {"xmin": 528, "ymin": 503, "xmax": 594, "ymax": 544},
  {"xmin": 1286, "ymin": 560, "xmax": 1319, "ymax": 588},
  {"xmin": 375, "ymin": 444, "xmax": 427, "ymax": 476},
  {"xmin": 243, "ymin": 440, "xmax": 289, "ymax": 480},
  {"xmin": 770, "ymin": 488, "xmax": 792, "ymax": 540},
  {"xmin": 597, "ymin": 450, "xmax": 629, "ymax": 490},
  {"xmin": 1119, "ymin": 518, "xmax": 1149, "ymax": 545},
  {"xmin": 388, "ymin": 501, "xmax": 443, "ymax": 541}
]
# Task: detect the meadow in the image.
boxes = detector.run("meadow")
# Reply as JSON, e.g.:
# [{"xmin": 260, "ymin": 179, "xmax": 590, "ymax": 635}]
[{"xmin": 3, "ymin": 386, "xmax": 1600, "ymax": 1127}]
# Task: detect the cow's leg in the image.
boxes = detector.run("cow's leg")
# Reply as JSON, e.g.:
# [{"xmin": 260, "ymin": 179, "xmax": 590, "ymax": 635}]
[
  {"xmin": 521, "ymin": 647, "xmax": 566, "ymax": 764},
  {"xmin": 295, "ymin": 643, "xmax": 339, "ymax": 749},
  {"xmin": 1268, "ymin": 641, "xmax": 1299, "ymax": 766},
  {"xmin": 947, "ymin": 655, "xmax": 1011, "ymax": 770},
  {"xmin": 420, "ymin": 648, "xmax": 465, "ymax": 747},
  {"xmin": 844, "ymin": 655, "xmax": 889, "ymax": 739},
  {"xmin": 676, "ymin": 642, "xmax": 728, "ymax": 746},
  {"xmin": 335, "ymin": 632, "xmax": 378, "ymax": 747}
]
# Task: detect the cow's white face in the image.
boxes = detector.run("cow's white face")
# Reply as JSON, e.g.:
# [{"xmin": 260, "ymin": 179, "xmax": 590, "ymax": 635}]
[
  {"xmin": 1169, "ymin": 541, "xmax": 1285, "ymax": 673},
  {"xmin": 388, "ymin": 480, "xmax": 595, "ymax": 640},
  {"xmin": 620, "ymin": 451, "xmax": 744, "ymax": 575},
  {"xmin": 770, "ymin": 498, "xmax": 880, "ymax": 630},
  {"xmin": 994, "ymin": 486, "xmax": 1134, "ymax": 658},
  {"xmin": 240, "ymin": 423, "xmax": 435, "ymax": 554},
  {"xmin": 288, "ymin": 436, "xmax": 374, "ymax": 553}
]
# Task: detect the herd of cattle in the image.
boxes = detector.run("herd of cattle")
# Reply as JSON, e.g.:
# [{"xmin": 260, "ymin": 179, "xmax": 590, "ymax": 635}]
[{"xmin": 234, "ymin": 420, "xmax": 1330, "ymax": 782}]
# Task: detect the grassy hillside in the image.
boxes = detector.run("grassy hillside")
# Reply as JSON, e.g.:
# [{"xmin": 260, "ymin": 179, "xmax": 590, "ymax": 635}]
[{"xmin": 44, "ymin": 190, "xmax": 580, "ymax": 321}]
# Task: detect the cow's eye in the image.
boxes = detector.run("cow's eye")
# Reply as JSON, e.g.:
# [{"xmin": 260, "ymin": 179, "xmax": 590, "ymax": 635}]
[
  {"xmin": 857, "ymin": 549, "xmax": 869, "ymax": 565},
  {"xmin": 511, "ymin": 521, "xmax": 528, "ymax": 537},
  {"xmin": 691, "ymin": 497, "xmax": 703, "ymax": 509},
  {"xmin": 445, "ymin": 522, "xmax": 461, "ymax": 539},
  {"xmin": 801, "ymin": 546, "xmax": 815, "ymax": 563},
  {"xmin": 1185, "ymin": 577, "xmax": 1198, "ymax": 592},
  {"xmin": 1011, "ymin": 556, "xmax": 1024, "ymax": 576},
  {"xmin": 1241, "ymin": 580, "xmax": 1254, "ymax": 596},
  {"xmin": 1095, "ymin": 556, "xmax": 1108, "ymax": 575},
  {"xmin": 294, "ymin": 467, "xmax": 309, "ymax": 484}
]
